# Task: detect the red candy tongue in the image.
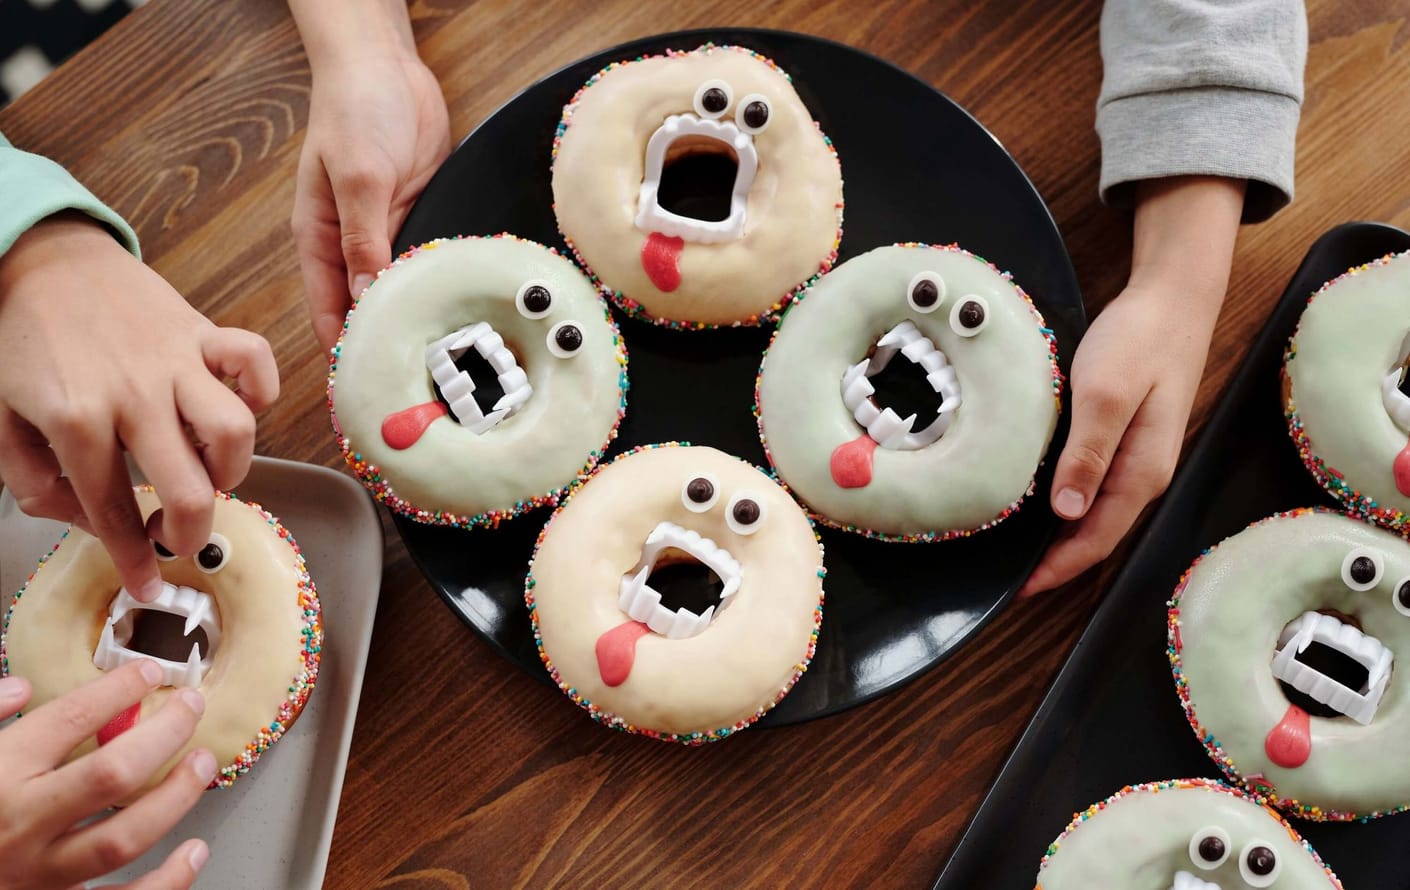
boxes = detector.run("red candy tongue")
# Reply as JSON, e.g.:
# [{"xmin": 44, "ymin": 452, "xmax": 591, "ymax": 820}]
[
  {"xmin": 595, "ymin": 620, "xmax": 651, "ymax": 687},
  {"xmin": 381, "ymin": 400, "xmax": 449, "ymax": 450},
  {"xmin": 1395, "ymin": 439, "xmax": 1410, "ymax": 496},
  {"xmin": 641, "ymin": 232, "xmax": 684, "ymax": 292},
  {"xmin": 97, "ymin": 701, "xmax": 142, "ymax": 746},
  {"xmin": 830, "ymin": 434, "xmax": 878, "ymax": 488},
  {"xmin": 1265, "ymin": 703, "xmax": 1312, "ymax": 768}
]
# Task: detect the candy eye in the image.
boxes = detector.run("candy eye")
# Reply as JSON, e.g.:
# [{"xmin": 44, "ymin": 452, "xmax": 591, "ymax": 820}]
[
  {"xmin": 516, "ymin": 280, "xmax": 553, "ymax": 319},
  {"xmin": 195, "ymin": 533, "xmax": 231, "ymax": 574},
  {"xmin": 949, "ymin": 295, "xmax": 990, "ymax": 337},
  {"xmin": 682, "ymin": 474, "xmax": 719, "ymax": 512},
  {"xmin": 735, "ymin": 93, "xmax": 771, "ymax": 134},
  {"xmin": 153, "ymin": 540, "xmax": 178, "ymax": 562},
  {"xmin": 546, "ymin": 321, "xmax": 583, "ymax": 358},
  {"xmin": 1342, "ymin": 547, "xmax": 1384, "ymax": 591},
  {"xmin": 1187, "ymin": 826, "xmax": 1230, "ymax": 869},
  {"xmin": 1239, "ymin": 841, "xmax": 1279, "ymax": 887},
  {"xmin": 726, "ymin": 494, "xmax": 766, "ymax": 535},
  {"xmin": 1393, "ymin": 576, "xmax": 1410, "ymax": 617},
  {"xmin": 906, "ymin": 271, "xmax": 944, "ymax": 314},
  {"xmin": 693, "ymin": 79, "xmax": 732, "ymax": 119}
]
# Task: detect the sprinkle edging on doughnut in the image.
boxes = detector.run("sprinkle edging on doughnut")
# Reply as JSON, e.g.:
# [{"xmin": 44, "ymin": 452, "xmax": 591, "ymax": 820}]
[
  {"xmin": 523, "ymin": 442, "xmax": 827, "ymax": 744},
  {"xmin": 1166, "ymin": 506, "xmax": 1410, "ymax": 821},
  {"xmin": 0, "ymin": 490, "xmax": 321, "ymax": 792},
  {"xmin": 550, "ymin": 44, "xmax": 844, "ymax": 330},
  {"xmin": 1036, "ymin": 777, "xmax": 1342, "ymax": 886},
  {"xmin": 1282, "ymin": 251, "xmax": 1410, "ymax": 536},
  {"xmin": 326, "ymin": 233, "xmax": 631, "ymax": 528},
  {"xmin": 752, "ymin": 242, "xmax": 1065, "ymax": 543}
]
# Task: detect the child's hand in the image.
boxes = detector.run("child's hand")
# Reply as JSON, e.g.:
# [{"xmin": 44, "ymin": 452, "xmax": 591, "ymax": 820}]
[
  {"xmin": 0, "ymin": 662, "xmax": 213, "ymax": 889},
  {"xmin": 1022, "ymin": 176, "xmax": 1246, "ymax": 596},
  {"xmin": 290, "ymin": 32, "xmax": 450, "ymax": 354},
  {"xmin": 0, "ymin": 213, "xmax": 279, "ymax": 603}
]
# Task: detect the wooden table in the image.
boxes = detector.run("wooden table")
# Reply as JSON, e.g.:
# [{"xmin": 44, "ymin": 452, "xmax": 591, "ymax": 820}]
[{"xmin": 3, "ymin": 1, "xmax": 1408, "ymax": 886}]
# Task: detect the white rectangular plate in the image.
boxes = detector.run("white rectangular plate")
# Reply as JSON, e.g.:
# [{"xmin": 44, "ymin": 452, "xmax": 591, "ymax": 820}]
[{"xmin": 0, "ymin": 456, "xmax": 382, "ymax": 888}]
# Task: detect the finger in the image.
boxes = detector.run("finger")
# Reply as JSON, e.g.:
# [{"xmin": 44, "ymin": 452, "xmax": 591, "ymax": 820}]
[
  {"xmin": 0, "ymin": 409, "xmax": 86, "ymax": 524},
  {"xmin": 328, "ymin": 159, "xmax": 395, "ymax": 300},
  {"xmin": 43, "ymin": 748, "xmax": 216, "ymax": 887},
  {"xmin": 0, "ymin": 675, "xmax": 33, "ymax": 721},
  {"xmin": 31, "ymin": 688, "xmax": 205, "ymax": 833},
  {"xmin": 49, "ymin": 418, "xmax": 162, "ymax": 602},
  {"xmin": 114, "ymin": 838, "xmax": 209, "ymax": 890},
  {"xmin": 199, "ymin": 327, "xmax": 279, "ymax": 413},
  {"xmin": 291, "ymin": 161, "xmax": 354, "ymax": 355},
  {"xmin": 174, "ymin": 377, "xmax": 256, "ymax": 492},
  {"xmin": 120, "ymin": 405, "xmax": 215, "ymax": 560},
  {"xmin": 1049, "ymin": 379, "xmax": 1146, "ymax": 521},
  {"xmin": 6, "ymin": 660, "xmax": 161, "ymax": 774}
]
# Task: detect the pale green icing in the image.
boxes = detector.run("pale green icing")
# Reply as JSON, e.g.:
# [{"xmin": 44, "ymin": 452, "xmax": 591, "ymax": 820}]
[
  {"xmin": 757, "ymin": 245, "xmax": 1057, "ymax": 535},
  {"xmin": 1287, "ymin": 251, "xmax": 1410, "ymax": 516},
  {"xmin": 1178, "ymin": 511, "xmax": 1410, "ymax": 814},
  {"xmin": 1038, "ymin": 784, "xmax": 1335, "ymax": 889},
  {"xmin": 332, "ymin": 238, "xmax": 625, "ymax": 516}
]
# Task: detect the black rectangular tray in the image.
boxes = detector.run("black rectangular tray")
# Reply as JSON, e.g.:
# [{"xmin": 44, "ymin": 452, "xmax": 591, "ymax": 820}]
[{"xmin": 934, "ymin": 222, "xmax": 1410, "ymax": 889}]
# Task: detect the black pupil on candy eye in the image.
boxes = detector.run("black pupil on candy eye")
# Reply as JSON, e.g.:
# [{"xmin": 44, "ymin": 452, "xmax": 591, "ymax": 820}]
[
  {"xmin": 523, "ymin": 285, "xmax": 551, "ymax": 313},
  {"xmin": 153, "ymin": 540, "xmax": 174, "ymax": 558},
  {"xmin": 555, "ymin": 325, "xmax": 582, "ymax": 352},
  {"xmin": 958, "ymin": 300, "xmax": 985, "ymax": 328},
  {"xmin": 1350, "ymin": 556, "xmax": 1377, "ymax": 585},
  {"xmin": 1197, "ymin": 836, "xmax": 1225, "ymax": 861},
  {"xmin": 743, "ymin": 100, "xmax": 768, "ymax": 129},
  {"xmin": 911, "ymin": 280, "xmax": 938, "ymax": 308},
  {"xmin": 733, "ymin": 499, "xmax": 760, "ymax": 525},
  {"xmin": 701, "ymin": 87, "xmax": 727, "ymax": 113},
  {"xmin": 686, "ymin": 477, "xmax": 714, "ymax": 503},
  {"xmin": 1399, "ymin": 580, "xmax": 1410, "ymax": 609},
  {"xmin": 197, "ymin": 543, "xmax": 223, "ymax": 570},
  {"xmin": 1247, "ymin": 846, "xmax": 1275, "ymax": 875}
]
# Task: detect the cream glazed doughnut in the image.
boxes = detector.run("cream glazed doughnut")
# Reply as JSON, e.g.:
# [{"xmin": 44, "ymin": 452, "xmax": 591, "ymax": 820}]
[
  {"xmin": 1284, "ymin": 250, "xmax": 1410, "ymax": 532},
  {"xmin": 1036, "ymin": 779, "xmax": 1342, "ymax": 889},
  {"xmin": 1170, "ymin": 508, "xmax": 1410, "ymax": 820},
  {"xmin": 1, "ymin": 488, "xmax": 321, "ymax": 800},
  {"xmin": 525, "ymin": 444, "xmax": 824, "ymax": 742},
  {"xmin": 755, "ymin": 243, "xmax": 1061, "ymax": 541},
  {"xmin": 551, "ymin": 44, "xmax": 844, "ymax": 328},
  {"xmin": 329, "ymin": 235, "xmax": 628, "ymax": 526}
]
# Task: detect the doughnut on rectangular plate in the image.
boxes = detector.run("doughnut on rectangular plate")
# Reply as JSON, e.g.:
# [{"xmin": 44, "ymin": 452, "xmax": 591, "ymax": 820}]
[
  {"xmin": 0, "ymin": 456, "xmax": 382, "ymax": 889},
  {"xmin": 933, "ymin": 223, "xmax": 1410, "ymax": 889}
]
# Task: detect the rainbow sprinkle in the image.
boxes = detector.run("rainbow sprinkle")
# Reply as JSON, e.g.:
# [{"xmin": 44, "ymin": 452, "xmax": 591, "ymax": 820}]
[{"xmin": 326, "ymin": 233, "xmax": 631, "ymax": 528}]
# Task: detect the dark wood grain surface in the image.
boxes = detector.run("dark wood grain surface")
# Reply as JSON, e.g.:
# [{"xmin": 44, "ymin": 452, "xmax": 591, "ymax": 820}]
[{"xmin": 3, "ymin": 1, "xmax": 1408, "ymax": 887}]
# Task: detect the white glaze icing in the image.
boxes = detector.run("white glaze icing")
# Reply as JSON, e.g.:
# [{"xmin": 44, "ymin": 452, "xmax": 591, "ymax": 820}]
[
  {"xmin": 330, "ymin": 236, "xmax": 627, "ymax": 521},
  {"xmin": 1285, "ymin": 250, "xmax": 1410, "ymax": 524},
  {"xmin": 1174, "ymin": 510, "xmax": 1410, "ymax": 818},
  {"xmin": 551, "ymin": 46, "xmax": 843, "ymax": 326},
  {"xmin": 2, "ymin": 489, "xmax": 313, "ymax": 803},
  {"xmin": 528, "ymin": 445, "xmax": 823, "ymax": 738},
  {"xmin": 1037, "ymin": 781, "xmax": 1339, "ymax": 889},
  {"xmin": 756, "ymin": 244, "xmax": 1059, "ymax": 538}
]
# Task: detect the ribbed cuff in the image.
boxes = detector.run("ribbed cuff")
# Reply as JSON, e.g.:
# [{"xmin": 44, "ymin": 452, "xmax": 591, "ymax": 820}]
[
  {"xmin": 1097, "ymin": 85, "xmax": 1300, "ymax": 223},
  {"xmin": 0, "ymin": 145, "xmax": 140, "ymax": 259}
]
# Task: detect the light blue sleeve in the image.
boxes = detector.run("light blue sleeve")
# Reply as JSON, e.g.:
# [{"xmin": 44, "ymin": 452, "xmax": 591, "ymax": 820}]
[{"xmin": 0, "ymin": 131, "xmax": 140, "ymax": 258}]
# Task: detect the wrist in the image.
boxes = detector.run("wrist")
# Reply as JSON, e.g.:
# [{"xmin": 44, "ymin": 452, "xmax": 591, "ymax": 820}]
[
  {"xmin": 0, "ymin": 212, "xmax": 123, "ymax": 292},
  {"xmin": 1125, "ymin": 176, "xmax": 1245, "ymax": 306},
  {"xmin": 290, "ymin": 0, "xmax": 419, "ymax": 72}
]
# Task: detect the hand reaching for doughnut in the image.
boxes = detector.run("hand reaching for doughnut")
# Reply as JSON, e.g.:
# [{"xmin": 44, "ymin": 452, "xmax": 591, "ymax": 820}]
[
  {"xmin": 0, "ymin": 213, "xmax": 279, "ymax": 603},
  {"xmin": 1021, "ymin": 176, "xmax": 1247, "ymax": 596},
  {"xmin": 288, "ymin": 1, "xmax": 451, "ymax": 354},
  {"xmin": 0, "ymin": 662, "xmax": 213, "ymax": 889}
]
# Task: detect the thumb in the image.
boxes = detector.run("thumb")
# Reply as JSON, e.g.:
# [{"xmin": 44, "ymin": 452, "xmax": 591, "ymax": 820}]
[
  {"xmin": 330, "ymin": 165, "xmax": 394, "ymax": 298},
  {"xmin": 1050, "ymin": 384, "xmax": 1139, "ymax": 520}
]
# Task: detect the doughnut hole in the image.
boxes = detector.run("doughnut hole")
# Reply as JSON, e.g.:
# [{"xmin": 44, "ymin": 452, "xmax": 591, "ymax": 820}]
[
  {"xmin": 126, "ymin": 609, "xmax": 214, "ymax": 663},
  {"xmin": 431, "ymin": 338, "xmax": 528, "ymax": 423},
  {"xmin": 647, "ymin": 547, "xmax": 725, "ymax": 621},
  {"xmin": 1275, "ymin": 608, "xmax": 1376, "ymax": 720},
  {"xmin": 657, "ymin": 135, "xmax": 739, "ymax": 223}
]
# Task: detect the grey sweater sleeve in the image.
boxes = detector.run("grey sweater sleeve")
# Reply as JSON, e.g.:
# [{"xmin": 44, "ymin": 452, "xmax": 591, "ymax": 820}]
[{"xmin": 1097, "ymin": 0, "xmax": 1307, "ymax": 222}]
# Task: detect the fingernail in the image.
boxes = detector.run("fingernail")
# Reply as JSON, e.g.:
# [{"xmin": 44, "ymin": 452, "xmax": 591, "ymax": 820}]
[
  {"xmin": 193, "ymin": 750, "xmax": 218, "ymax": 785},
  {"xmin": 137, "ymin": 659, "xmax": 163, "ymax": 685},
  {"xmin": 1054, "ymin": 487, "xmax": 1086, "ymax": 519},
  {"xmin": 179, "ymin": 687, "xmax": 206, "ymax": 716},
  {"xmin": 351, "ymin": 273, "xmax": 373, "ymax": 296},
  {"xmin": 188, "ymin": 839, "xmax": 210, "ymax": 872},
  {"xmin": 136, "ymin": 577, "xmax": 165, "ymax": 603},
  {"xmin": 0, "ymin": 676, "xmax": 26, "ymax": 704}
]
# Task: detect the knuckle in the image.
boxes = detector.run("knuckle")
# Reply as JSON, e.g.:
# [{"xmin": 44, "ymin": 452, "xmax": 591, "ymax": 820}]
[
  {"xmin": 163, "ymin": 488, "xmax": 213, "ymax": 524},
  {"xmin": 90, "ymin": 828, "xmax": 142, "ymax": 871},
  {"xmin": 92, "ymin": 498, "xmax": 138, "ymax": 537},
  {"xmin": 44, "ymin": 400, "xmax": 104, "ymax": 442},
  {"xmin": 331, "ymin": 162, "xmax": 383, "ymax": 196},
  {"xmin": 54, "ymin": 697, "xmax": 97, "ymax": 739},
  {"xmin": 339, "ymin": 227, "xmax": 383, "ymax": 262},
  {"xmin": 87, "ymin": 755, "xmax": 139, "ymax": 800},
  {"xmin": 1078, "ymin": 383, "xmax": 1128, "ymax": 418},
  {"xmin": 1064, "ymin": 440, "xmax": 1112, "ymax": 481}
]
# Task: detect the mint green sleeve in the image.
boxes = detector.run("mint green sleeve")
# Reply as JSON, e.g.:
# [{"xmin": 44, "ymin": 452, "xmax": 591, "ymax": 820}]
[{"xmin": 0, "ymin": 131, "xmax": 141, "ymax": 259}]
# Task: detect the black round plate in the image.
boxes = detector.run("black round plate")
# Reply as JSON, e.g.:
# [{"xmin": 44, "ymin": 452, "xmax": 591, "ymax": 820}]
[{"xmin": 391, "ymin": 28, "xmax": 1086, "ymax": 725}]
